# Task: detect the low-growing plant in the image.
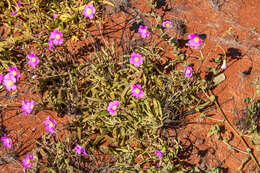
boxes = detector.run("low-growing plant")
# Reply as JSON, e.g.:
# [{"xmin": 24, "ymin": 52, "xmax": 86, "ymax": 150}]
[
  {"xmin": 1, "ymin": 0, "xmax": 259, "ymax": 172},
  {"xmin": 31, "ymin": 39, "xmax": 216, "ymax": 171}
]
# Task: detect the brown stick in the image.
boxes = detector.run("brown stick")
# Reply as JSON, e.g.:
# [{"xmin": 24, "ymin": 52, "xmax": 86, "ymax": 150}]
[{"xmin": 208, "ymin": 90, "xmax": 260, "ymax": 170}]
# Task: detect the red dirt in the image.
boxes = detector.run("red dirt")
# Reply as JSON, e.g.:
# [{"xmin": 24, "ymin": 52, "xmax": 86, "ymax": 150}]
[{"xmin": 1, "ymin": 0, "xmax": 260, "ymax": 172}]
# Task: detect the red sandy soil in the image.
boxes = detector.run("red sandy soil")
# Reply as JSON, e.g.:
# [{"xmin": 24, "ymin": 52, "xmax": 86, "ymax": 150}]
[{"xmin": 1, "ymin": 0, "xmax": 260, "ymax": 172}]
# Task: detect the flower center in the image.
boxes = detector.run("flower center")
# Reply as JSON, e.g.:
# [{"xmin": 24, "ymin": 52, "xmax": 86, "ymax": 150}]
[
  {"xmin": 56, "ymin": 34, "xmax": 60, "ymax": 39},
  {"xmin": 30, "ymin": 105, "xmax": 34, "ymax": 109},
  {"xmin": 135, "ymin": 88, "xmax": 140, "ymax": 93},
  {"xmin": 13, "ymin": 71, "xmax": 17, "ymax": 76},
  {"xmin": 194, "ymin": 37, "xmax": 199, "ymax": 43},
  {"xmin": 32, "ymin": 57, "xmax": 36, "ymax": 62},
  {"xmin": 166, "ymin": 23, "xmax": 169, "ymax": 28},
  {"xmin": 134, "ymin": 57, "xmax": 139, "ymax": 62},
  {"xmin": 112, "ymin": 106, "xmax": 117, "ymax": 110},
  {"xmin": 186, "ymin": 69, "xmax": 191, "ymax": 74},
  {"xmin": 8, "ymin": 80, "xmax": 12, "ymax": 85},
  {"xmin": 143, "ymin": 29, "xmax": 147, "ymax": 33},
  {"xmin": 27, "ymin": 159, "xmax": 30, "ymax": 164},
  {"xmin": 49, "ymin": 122, "xmax": 53, "ymax": 127},
  {"xmin": 26, "ymin": 106, "xmax": 30, "ymax": 111},
  {"xmin": 6, "ymin": 139, "xmax": 9, "ymax": 143},
  {"xmin": 87, "ymin": 8, "xmax": 92, "ymax": 14}
]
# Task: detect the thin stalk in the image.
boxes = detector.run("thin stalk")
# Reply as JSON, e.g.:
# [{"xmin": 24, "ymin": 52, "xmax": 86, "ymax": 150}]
[{"xmin": 208, "ymin": 90, "xmax": 260, "ymax": 170}]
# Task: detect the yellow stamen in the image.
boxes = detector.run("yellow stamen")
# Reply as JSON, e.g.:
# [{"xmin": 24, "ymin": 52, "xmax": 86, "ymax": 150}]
[
  {"xmin": 27, "ymin": 159, "xmax": 30, "ymax": 164},
  {"xmin": 143, "ymin": 29, "xmax": 147, "ymax": 33},
  {"xmin": 166, "ymin": 23, "xmax": 169, "ymax": 28},
  {"xmin": 186, "ymin": 69, "xmax": 190, "ymax": 73},
  {"xmin": 30, "ymin": 105, "xmax": 34, "ymax": 109},
  {"xmin": 194, "ymin": 37, "xmax": 199, "ymax": 43},
  {"xmin": 87, "ymin": 8, "xmax": 92, "ymax": 14},
  {"xmin": 134, "ymin": 57, "xmax": 139, "ymax": 62},
  {"xmin": 13, "ymin": 71, "xmax": 17, "ymax": 76},
  {"xmin": 6, "ymin": 139, "xmax": 9, "ymax": 143},
  {"xmin": 32, "ymin": 57, "xmax": 36, "ymax": 62},
  {"xmin": 56, "ymin": 34, "xmax": 60, "ymax": 39},
  {"xmin": 112, "ymin": 106, "xmax": 117, "ymax": 110},
  {"xmin": 8, "ymin": 80, "xmax": 12, "ymax": 85},
  {"xmin": 49, "ymin": 122, "xmax": 53, "ymax": 127},
  {"xmin": 135, "ymin": 88, "xmax": 140, "ymax": 93}
]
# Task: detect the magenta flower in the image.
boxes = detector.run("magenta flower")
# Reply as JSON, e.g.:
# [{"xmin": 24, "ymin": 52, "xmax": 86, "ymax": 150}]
[
  {"xmin": 155, "ymin": 150, "xmax": 163, "ymax": 167},
  {"xmin": 184, "ymin": 66, "xmax": 193, "ymax": 77},
  {"xmin": 21, "ymin": 99, "xmax": 35, "ymax": 116},
  {"xmin": 0, "ymin": 73, "xmax": 3, "ymax": 84},
  {"xmin": 8, "ymin": 66, "xmax": 20, "ymax": 80},
  {"xmin": 138, "ymin": 25, "xmax": 149, "ymax": 39},
  {"xmin": 50, "ymin": 29, "xmax": 63, "ymax": 45},
  {"xmin": 186, "ymin": 33, "xmax": 202, "ymax": 49},
  {"xmin": 48, "ymin": 29, "xmax": 63, "ymax": 50},
  {"xmin": 18, "ymin": 0, "xmax": 21, "ymax": 8},
  {"xmin": 129, "ymin": 52, "xmax": 143, "ymax": 68},
  {"xmin": 107, "ymin": 100, "xmax": 119, "ymax": 115},
  {"xmin": 52, "ymin": 13, "xmax": 58, "ymax": 19},
  {"xmin": 155, "ymin": 150, "xmax": 163, "ymax": 159},
  {"xmin": 162, "ymin": 21, "xmax": 172, "ymax": 29},
  {"xmin": 11, "ymin": 0, "xmax": 21, "ymax": 16},
  {"xmin": 27, "ymin": 52, "xmax": 39, "ymax": 68},
  {"xmin": 84, "ymin": 3, "xmax": 96, "ymax": 20},
  {"xmin": 75, "ymin": 144, "xmax": 87, "ymax": 156},
  {"xmin": 48, "ymin": 38, "xmax": 53, "ymax": 50},
  {"xmin": 22, "ymin": 154, "xmax": 33, "ymax": 171},
  {"xmin": 221, "ymin": 60, "xmax": 227, "ymax": 70},
  {"xmin": 12, "ymin": 11, "xmax": 17, "ymax": 16},
  {"xmin": 1, "ymin": 134, "xmax": 12, "ymax": 149},
  {"xmin": 44, "ymin": 116, "xmax": 56, "ymax": 134},
  {"xmin": 130, "ymin": 84, "xmax": 144, "ymax": 99},
  {"xmin": 3, "ymin": 73, "xmax": 16, "ymax": 91}
]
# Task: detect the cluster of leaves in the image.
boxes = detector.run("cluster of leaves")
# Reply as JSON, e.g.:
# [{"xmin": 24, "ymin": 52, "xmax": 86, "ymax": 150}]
[
  {"xmin": 242, "ymin": 97, "xmax": 260, "ymax": 151},
  {"xmin": 32, "ymin": 40, "xmax": 215, "ymax": 171}
]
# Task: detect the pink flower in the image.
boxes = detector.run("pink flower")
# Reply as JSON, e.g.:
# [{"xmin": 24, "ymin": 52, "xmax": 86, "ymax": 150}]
[
  {"xmin": 138, "ymin": 25, "xmax": 149, "ymax": 39},
  {"xmin": 156, "ymin": 162, "xmax": 161, "ymax": 167},
  {"xmin": 27, "ymin": 52, "xmax": 39, "ymax": 68},
  {"xmin": 50, "ymin": 29, "xmax": 63, "ymax": 45},
  {"xmin": 44, "ymin": 116, "xmax": 56, "ymax": 134},
  {"xmin": 221, "ymin": 60, "xmax": 227, "ymax": 70},
  {"xmin": 22, "ymin": 154, "xmax": 33, "ymax": 171},
  {"xmin": 129, "ymin": 52, "xmax": 143, "ymax": 68},
  {"xmin": 75, "ymin": 144, "xmax": 87, "ymax": 156},
  {"xmin": 1, "ymin": 134, "xmax": 12, "ymax": 149},
  {"xmin": 8, "ymin": 66, "xmax": 20, "ymax": 80},
  {"xmin": 184, "ymin": 66, "xmax": 193, "ymax": 77},
  {"xmin": 52, "ymin": 13, "xmax": 58, "ymax": 19},
  {"xmin": 84, "ymin": 3, "xmax": 96, "ymax": 19},
  {"xmin": 48, "ymin": 38, "xmax": 53, "ymax": 50},
  {"xmin": 186, "ymin": 33, "xmax": 202, "ymax": 49},
  {"xmin": 12, "ymin": 11, "xmax": 17, "ymax": 16},
  {"xmin": 130, "ymin": 84, "xmax": 144, "ymax": 99},
  {"xmin": 3, "ymin": 73, "xmax": 16, "ymax": 91},
  {"xmin": 48, "ymin": 29, "xmax": 63, "ymax": 50},
  {"xmin": 107, "ymin": 100, "xmax": 119, "ymax": 115},
  {"xmin": 18, "ymin": 0, "xmax": 21, "ymax": 8},
  {"xmin": 162, "ymin": 21, "xmax": 172, "ymax": 29},
  {"xmin": 11, "ymin": 0, "xmax": 21, "ymax": 16},
  {"xmin": 155, "ymin": 150, "xmax": 163, "ymax": 159},
  {"xmin": 0, "ymin": 73, "xmax": 3, "ymax": 84},
  {"xmin": 21, "ymin": 99, "xmax": 35, "ymax": 116}
]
